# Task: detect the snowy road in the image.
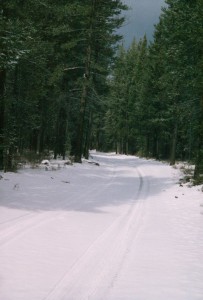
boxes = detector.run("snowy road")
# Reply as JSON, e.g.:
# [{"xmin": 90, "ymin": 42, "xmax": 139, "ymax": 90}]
[{"xmin": 0, "ymin": 153, "xmax": 203, "ymax": 300}]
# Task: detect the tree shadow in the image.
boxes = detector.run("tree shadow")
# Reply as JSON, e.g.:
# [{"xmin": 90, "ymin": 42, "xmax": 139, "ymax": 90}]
[{"xmin": 0, "ymin": 154, "xmax": 178, "ymax": 215}]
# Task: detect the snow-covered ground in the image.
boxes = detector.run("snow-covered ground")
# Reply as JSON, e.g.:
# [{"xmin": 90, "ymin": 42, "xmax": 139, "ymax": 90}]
[{"xmin": 0, "ymin": 152, "xmax": 203, "ymax": 300}]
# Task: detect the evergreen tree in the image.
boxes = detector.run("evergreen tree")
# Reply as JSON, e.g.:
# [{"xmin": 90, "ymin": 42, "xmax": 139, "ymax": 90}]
[
  {"xmin": 151, "ymin": 0, "xmax": 203, "ymax": 169},
  {"xmin": 74, "ymin": 0, "xmax": 127, "ymax": 162},
  {"xmin": 0, "ymin": 0, "xmax": 127, "ymax": 169},
  {"xmin": 105, "ymin": 0, "xmax": 202, "ymax": 184}
]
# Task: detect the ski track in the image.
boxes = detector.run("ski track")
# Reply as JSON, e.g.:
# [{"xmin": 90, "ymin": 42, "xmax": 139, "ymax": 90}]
[{"xmin": 43, "ymin": 164, "xmax": 149, "ymax": 300}]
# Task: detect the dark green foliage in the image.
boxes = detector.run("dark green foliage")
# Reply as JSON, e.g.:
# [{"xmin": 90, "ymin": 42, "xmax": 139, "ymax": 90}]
[
  {"xmin": 0, "ymin": 0, "xmax": 127, "ymax": 170},
  {"xmin": 151, "ymin": 0, "xmax": 203, "ymax": 174},
  {"xmin": 105, "ymin": 0, "xmax": 203, "ymax": 181},
  {"xmin": 3, "ymin": 0, "xmax": 201, "ymax": 184}
]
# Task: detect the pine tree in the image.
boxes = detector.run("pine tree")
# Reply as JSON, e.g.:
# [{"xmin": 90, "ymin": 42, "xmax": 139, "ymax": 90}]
[
  {"xmin": 146, "ymin": 0, "xmax": 202, "ymax": 168},
  {"xmin": 74, "ymin": 0, "xmax": 127, "ymax": 162}
]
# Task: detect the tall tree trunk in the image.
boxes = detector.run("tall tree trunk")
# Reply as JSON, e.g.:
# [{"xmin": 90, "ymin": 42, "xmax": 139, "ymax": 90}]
[
  {"xmin": 170, "ymin": 121, "xmax": 178, "ymax": 165},
  {"xmin": 54, "ymin": 107, "xmax": 67, "ymax": 159},
  {"xmin": 125, "ymin": 139, "xmax": 129, "ymax": 155},
  {"xmin": 0, "ymin": 70, "xmax": 6, "ymax": 170},
  {"xmin": 75, "ymin": 77, "xmax": 89, "ymax": 162},
  {"xmin": 83, "ymin": 110, "xmax": 93, "ymax": 159},
  {"xmin": 194, "ymin": 96, "xmax": 203, "ymax": 181},
  {"xmin": 152, "ymin": 133, "xmax": 159, "ymax": 159},
  {"xmin": 145, "ymin": 134, "xmax": 150, "ymax": 158},
  {"xmin": 5, "ymin": 65, "xmax": 19, "ymax": 171},
  {"xmin": 75, "ymin": 0, "xmax": 96, "ymax": 163}
]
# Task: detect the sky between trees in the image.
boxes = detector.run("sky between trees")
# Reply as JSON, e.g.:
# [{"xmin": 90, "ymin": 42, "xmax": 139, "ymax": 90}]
[{"xmin": 119, "ymin": 0, "xmax": 166, "ymax": 46}]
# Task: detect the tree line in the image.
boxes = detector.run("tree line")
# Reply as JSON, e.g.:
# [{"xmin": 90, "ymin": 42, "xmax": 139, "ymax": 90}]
[
  {"xmin": 105, "ymin": 0, "xmax": 203, "ymax": 182},
  {"xmin": 1, "ymin": 0, "xmax": 202, "ymax": 182},
  {"xmin": 0, "ymin": 0, "xmax": 127, "ymax": 170}
]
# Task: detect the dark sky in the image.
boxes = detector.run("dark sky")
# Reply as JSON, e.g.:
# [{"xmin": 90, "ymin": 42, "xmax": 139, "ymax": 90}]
[{"xmin": 118, "ymin": 0, "xmax": 166, "ymax": 47}]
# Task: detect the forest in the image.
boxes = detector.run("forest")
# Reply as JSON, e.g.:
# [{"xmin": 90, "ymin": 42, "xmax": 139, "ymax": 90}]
[{"xmin": 0, "ymin": 0, "xmax": 202, "ymax": 182}]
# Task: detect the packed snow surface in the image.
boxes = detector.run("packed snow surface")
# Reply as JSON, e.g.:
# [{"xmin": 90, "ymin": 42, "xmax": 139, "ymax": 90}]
[{"xmin": 0, "ymin": 152, "xmax": 203, "ymax": 300}]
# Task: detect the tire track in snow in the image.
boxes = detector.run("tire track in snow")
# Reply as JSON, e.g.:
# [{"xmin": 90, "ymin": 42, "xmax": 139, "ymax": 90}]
[
  {"xmin": 0, "ymin": 164, "xmax": 116, "ymax": 248},
  {"xmin": 0, "ymin": 211, "xmax": 35, "ymax": 225},
  {"xmin": 100, "ymin": 168, "xmax": 149, "ymax": 300},
  {"xmin": 43, "ymin": 165, "xmax": 149, "ymax": 300}
]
